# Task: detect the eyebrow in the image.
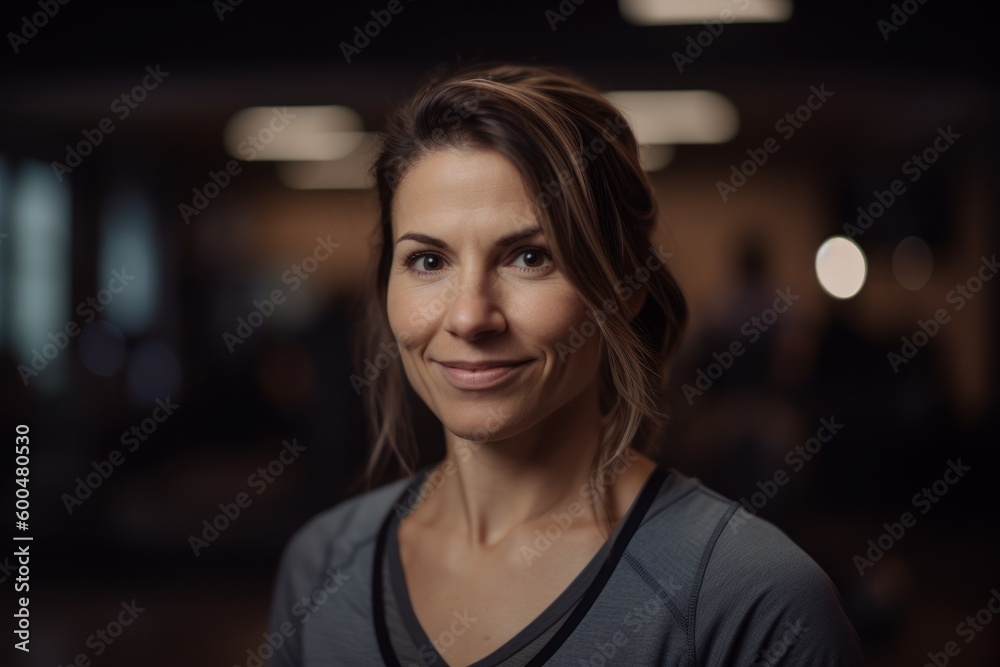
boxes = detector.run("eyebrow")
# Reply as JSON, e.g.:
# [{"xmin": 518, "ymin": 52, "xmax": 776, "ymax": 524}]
[{"xmin": 393, "ymin": 226, "xmax": 544, "ymax": 249}]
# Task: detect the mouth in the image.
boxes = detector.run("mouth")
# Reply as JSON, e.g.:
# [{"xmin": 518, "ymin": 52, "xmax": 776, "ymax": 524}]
[{"xmin": 434, "ymin": 359, "xmax": 533, "ymax": 390}]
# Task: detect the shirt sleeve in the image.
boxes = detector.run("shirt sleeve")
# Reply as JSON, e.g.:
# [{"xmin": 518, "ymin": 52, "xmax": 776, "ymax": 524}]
[
  {"xmin": 264, "ymin": 507, "xmax": 348, "ymax": 667},
  {"xmin": 693, "ymin": 508, "xmax": 867, "ymax": 666}
]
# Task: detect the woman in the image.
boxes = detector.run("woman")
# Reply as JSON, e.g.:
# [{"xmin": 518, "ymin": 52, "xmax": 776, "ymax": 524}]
[{"xmin": 266, "ymin": 62, "xmax": 866, "ymax": 666}]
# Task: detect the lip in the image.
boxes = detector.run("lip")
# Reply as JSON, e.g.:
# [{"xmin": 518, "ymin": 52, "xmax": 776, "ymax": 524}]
[{"xmin": 434, "ymin": 359, "xmax": 532, "ymax": 390}]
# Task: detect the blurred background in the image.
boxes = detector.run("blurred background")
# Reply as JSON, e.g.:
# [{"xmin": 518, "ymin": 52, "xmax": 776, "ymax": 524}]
[{"xmin": 1, "ymin": 0, "xmax": 997, "ymax": 665}]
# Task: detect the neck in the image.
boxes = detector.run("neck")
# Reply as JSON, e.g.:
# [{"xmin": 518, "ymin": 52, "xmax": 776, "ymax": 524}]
[{"xmin": 415, "ymin": 380, "xmax": 647, "ymax": 551}]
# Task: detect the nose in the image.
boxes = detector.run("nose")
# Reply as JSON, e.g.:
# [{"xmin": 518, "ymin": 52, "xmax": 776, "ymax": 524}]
[{"xmin": 441, "ymin": 268, "xmax": 507, "ymax": 341}]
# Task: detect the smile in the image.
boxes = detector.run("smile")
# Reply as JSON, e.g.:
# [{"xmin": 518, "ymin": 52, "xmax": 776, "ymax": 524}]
[{"xmin": 434, "ymin": 360, "xmax": 532, "ymax": 390}]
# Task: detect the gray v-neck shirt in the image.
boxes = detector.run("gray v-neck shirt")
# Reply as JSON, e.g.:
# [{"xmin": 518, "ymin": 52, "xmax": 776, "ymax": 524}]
[
  {"xmin": 265, "ymin": 464, "xmax": 867, "ymax": 666},
  {"xmin": 381, "ymin": 466, "xmax": 634, "ymax": 667}
]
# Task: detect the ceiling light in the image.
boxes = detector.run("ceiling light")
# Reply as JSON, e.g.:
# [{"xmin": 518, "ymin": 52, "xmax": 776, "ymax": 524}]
[
  {"xmin": 619, "ymin": 0, "xmax": 792, "ymax": 25},
  {"xmin": 603, "ymin": 90, "xmax": 739, "ymax": 144},
  {"xmin": 224, "ymin": 105, "xmax": 365, "ymax": 161}
]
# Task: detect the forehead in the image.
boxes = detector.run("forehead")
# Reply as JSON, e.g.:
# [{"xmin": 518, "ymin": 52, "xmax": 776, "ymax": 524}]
[{"xmin": 391, "ymin": 147, "xmax": 536, "ymax": 239}]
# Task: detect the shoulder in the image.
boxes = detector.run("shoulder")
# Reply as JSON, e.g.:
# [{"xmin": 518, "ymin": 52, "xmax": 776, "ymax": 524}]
[
  {"xmin": 264, "ymin": 474, "xmax": 415, "ymax": 667},
  {"xmin": 628, "ymin": 472, "xmax": 866, "ymax": 665},
  {"xmin": 276, "ymin": 473, "xmax": 413, "ymax": 583},
  {"xmin": 691, "ymin": 490, "xmax": 865, "ymax": 664},
  {"xmin": 699, "ymin": 501, "xmax": 845, "ymax": 618},
  {"xmin": 707, "ymin": 501, "xmax": 831, "ymax": 585},
  {"xmin": 267, "ymin": 473, "xmax": 414, "ymax": 623},
  {"xmin": 634, "ymin": 472, "xmax": 845, "ymax": 600}
]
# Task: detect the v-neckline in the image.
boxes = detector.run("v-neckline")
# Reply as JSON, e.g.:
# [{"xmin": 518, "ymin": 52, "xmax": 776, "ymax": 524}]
[{"xmin": 372, "ymin": 463, "xmax": 669, "ymax": 667}]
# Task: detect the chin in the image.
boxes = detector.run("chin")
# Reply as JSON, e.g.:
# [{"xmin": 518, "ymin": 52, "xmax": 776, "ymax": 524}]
[{"xmin": 439, "ymin": 404, "xmax": 525, "ymax": 443}]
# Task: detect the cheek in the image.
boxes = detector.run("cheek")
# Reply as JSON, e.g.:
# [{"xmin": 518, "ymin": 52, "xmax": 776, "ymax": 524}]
[
  {"xmin": 385, "ymin": 282, "xmax": 405, "ymax": 338},
  {"xmin": 386, "ymin": 282, "xmax": 438, "ymax": 349},
  {"xmin": 521, "ymin": 286, "xmax": 599, "ymax": 352},
  {"xmin": 386, "ymin": 285, "xmax": 422, "ymax": 386},
  {"xmin": 385, "ymin": 281, "xmax": 410, "ymax": 349}
]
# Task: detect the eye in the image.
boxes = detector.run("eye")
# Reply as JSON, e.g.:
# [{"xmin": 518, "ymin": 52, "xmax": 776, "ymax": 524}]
[
  {"xmin": 403, "ymin": 251, "xmax": 445, "ymax": 275},
  {"xmin": 510, "ymin": 246, "xmax": 554, "ymax": 273}
]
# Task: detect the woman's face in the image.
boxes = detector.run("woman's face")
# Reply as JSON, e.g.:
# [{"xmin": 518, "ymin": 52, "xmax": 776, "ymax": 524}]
[{"xmin": 386, "ymin": 146, "xmax": 603, "ymax": 443}]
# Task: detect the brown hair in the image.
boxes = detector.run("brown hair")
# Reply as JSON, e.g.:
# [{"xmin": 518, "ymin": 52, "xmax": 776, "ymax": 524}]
[{"xmin": 351, "ymin": 61, "xmax": 688, "ymax": 534}]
